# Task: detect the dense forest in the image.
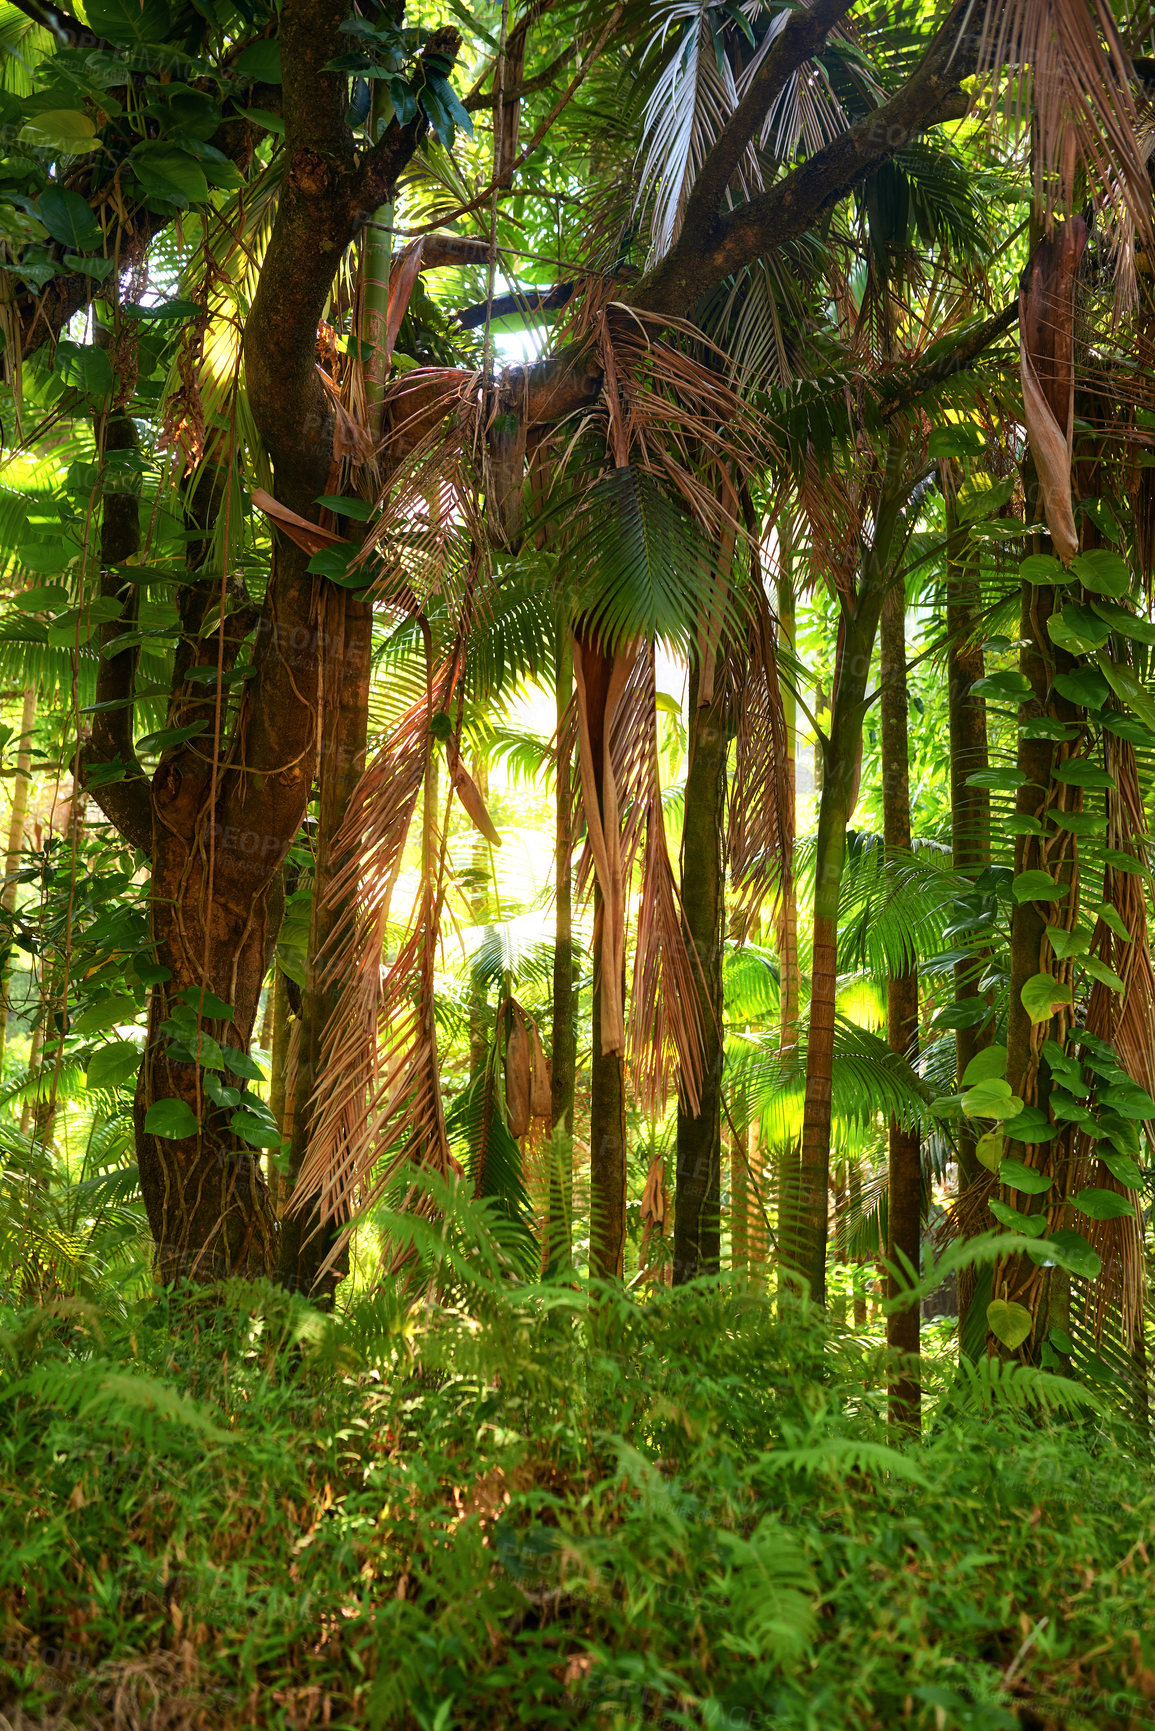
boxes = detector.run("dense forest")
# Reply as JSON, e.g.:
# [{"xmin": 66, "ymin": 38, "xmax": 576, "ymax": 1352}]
[{"xmin": 4, "ymin": 0, "xmax": 1155, "ymax": 1725}]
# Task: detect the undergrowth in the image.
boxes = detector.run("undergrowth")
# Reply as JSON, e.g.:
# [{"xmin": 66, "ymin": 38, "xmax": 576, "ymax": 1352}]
[{"xmin": 2, "ymin": 1200, "xmax": 1154, "ymax": 1731}]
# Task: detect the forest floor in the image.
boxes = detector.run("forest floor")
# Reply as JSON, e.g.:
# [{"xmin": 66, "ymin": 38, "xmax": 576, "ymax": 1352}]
[{"xmin": 2, "ymin": 1267, "xmax": 1154, "ymax": 1731}]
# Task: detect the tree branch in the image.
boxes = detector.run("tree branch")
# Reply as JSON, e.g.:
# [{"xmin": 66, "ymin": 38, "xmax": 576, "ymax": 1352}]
[
  {"xmin": 633, "ymin": 0, "xmax": 978, "ymax": 319},
  {"xmin": 678, "ymin": 0, "xmax": 859, "ymax": 250},
  {"xmin": 83, "ymin": 410, "xmax": 153, "ymax": 856}
]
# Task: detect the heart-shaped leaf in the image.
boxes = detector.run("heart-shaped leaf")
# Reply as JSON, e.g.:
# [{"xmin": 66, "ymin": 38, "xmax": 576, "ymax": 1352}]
[{"xmin": 987, "ymin": 1299, "xmax": 1033, "ymax": 1350}]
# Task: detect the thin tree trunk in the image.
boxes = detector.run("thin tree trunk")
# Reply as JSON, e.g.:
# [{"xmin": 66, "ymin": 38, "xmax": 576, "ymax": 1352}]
[
  {"xmin": 731, "ymin": 1083, "xmax": 749, "ymax": 1273},
  {"xmin": 945, "ymin": 487, "xmax": 991, "ymax": 1351},
  {"xmin": 0, "ymin": 687, "xmax": 35, "ymax": 1081},
  {"xmin": 674, "ymin": 662, "xmax": 726, "ymax": 1283},
  {"xmin": 267, "ymin": 964, "xmax": 293, "ymax": 1216},
  {"xmin": 797, "ymin": 433, "xmax": 911, "ymax": 1305},
  {"xmin": 589, "ymin": 887, "xmax": 627, "ymax": 1279},
  {"xmin": 849, "ymin": 1159, "xmax": 867, "ymax": 1328},
  {"xmin": 775, "ymin": 541, "xmax": 801, "ymax": 1288},
  {"xmin": 880, "ymin": 574, "xmax": 921, "ymax": 1432},
  {"xmin": 547, "ymin": 627, "xmax": 576, "ymax": 1273}
]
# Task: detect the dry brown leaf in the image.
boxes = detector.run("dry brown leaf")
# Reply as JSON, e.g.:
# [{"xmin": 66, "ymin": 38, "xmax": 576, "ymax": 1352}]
[
  {"xmin": 529, "ymin": 1018, "xmax": 551, "ymax": 1118},
  {"xmin": 446, "ymin": 739, "xmax": 502, "ymax": 845},
  {"xmin": 251, "ymin": 487, "xmax": 348, "ymax": 555},
  {"xmin": 1018, "ymin": 219, "xmax": 1087, "ymax": 565},
  {"xmin": 505, "ymin": 1003, "xmax": 532, "ymax": 1139}
]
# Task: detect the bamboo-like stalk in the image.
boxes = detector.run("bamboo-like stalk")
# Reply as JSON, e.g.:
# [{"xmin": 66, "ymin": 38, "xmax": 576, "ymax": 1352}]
[
  {"xmin": 774, "ymin": 528, "xmax": 800, "ymax": 1290},
  {"xmin": 0, "ymin": 686, "xmax": 36, "ymax": 1083},
  {"xmin": 547, "ymin": 627, "xmax": 575, "ymax": 1273},
  {"xmin": 880, "ymin": 571, "xmax": 921, "ymax": 1432}
]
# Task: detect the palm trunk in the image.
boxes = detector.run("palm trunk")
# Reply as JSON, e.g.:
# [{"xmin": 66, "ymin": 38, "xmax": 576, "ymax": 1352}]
[
  {"xmin": 547, "ymin": 627, "xmax": 576, "ymax": 1273},
  {"xmin": 0, "ymin": 686, "xmax": 35, "ymax": 1081},
  {"xmin": 589, "ymin": 888, "xmax": 627, "ymax": 1279},
  {"xmin": 945, "ymin": 488, "xmax": 991, "ymax": 1351},
  {"xmin": 849, "ymin": 1159, "xmax": 867, "ymax": 1328},
  {"xmin": 674, "ymin": 662, "xmax": 726, "ymax": 1283},
  {"xmin": 797, "ymin": 436, "xmax": 911, "ymax": 1304},
  {"xmin": 774, "ymin": 543, "xmax": 801, "ymax": 1288},
  {"xmin": 880, "ymin": 575, "xmax": 921, "ymax": 1432}
]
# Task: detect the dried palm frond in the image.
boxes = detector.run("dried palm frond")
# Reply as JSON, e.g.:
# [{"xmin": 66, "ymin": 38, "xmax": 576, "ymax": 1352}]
[
  {"xmin": 979, "ymin": 0, "xmax": 1152, "ymax": 240},
  {"xmin": 728, "ymin": 555, "xmax": 793, "ymax": 940}
]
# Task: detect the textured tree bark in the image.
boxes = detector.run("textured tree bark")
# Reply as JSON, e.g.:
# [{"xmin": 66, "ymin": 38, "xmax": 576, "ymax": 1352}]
[
  {"xmin": 589, "ymin": 890, "xmax": 627, "ymax": 1279},
  {"xmin": 880, "ymin": 576, "xmax": 921, "ymax": 1432},
  {"xmin": 674, "ymin": 663, "xmax": 726, "ymax": 1283},
  {"xmin": 279, "ymin": 588, "xmax": 372, "ymax": 1303},
  {"xmin": 547, "ymin": 629, "xmax": 576, "ymax": 1273},
  {"xmin": 581, "ymin": 636, "xmax": 627, "ymax": 1281}
]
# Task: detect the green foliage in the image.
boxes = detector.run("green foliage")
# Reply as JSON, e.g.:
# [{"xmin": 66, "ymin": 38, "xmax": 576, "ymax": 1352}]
[{"xmin": 2, "ymin": 1244, "xmax": 1154, "ymax": 1730}]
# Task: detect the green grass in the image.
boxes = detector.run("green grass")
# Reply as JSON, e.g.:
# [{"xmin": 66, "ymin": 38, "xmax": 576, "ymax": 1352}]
[{"xmin": 2, "ymin": 1213, "xmax": 1155, "ymax": 1730}]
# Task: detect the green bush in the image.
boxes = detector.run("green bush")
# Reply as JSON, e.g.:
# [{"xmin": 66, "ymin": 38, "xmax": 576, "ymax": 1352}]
[{"xmin": 2, "ymin": 1225, "xmax": 1155, "ymax": 1730}]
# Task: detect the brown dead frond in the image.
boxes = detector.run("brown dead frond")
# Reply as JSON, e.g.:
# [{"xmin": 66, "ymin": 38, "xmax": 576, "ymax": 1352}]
[{"xmin": 980, "ymin": 0, "xmax": 1152, "ymax": 243}]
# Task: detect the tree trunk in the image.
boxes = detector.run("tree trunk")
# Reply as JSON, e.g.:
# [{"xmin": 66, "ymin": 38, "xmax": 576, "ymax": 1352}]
[
  {"xmin": 0, "ymin": 686, "xmax": 35, "ymax": 1081},
  {"xmin": 279, "ymin": 588, "xmax": 373, "ymax": 1302},
  {"xmin": 796, "ymin": 434, "xmax": 911, "ymax": 1305},
  {"xmin": 945, "ymin": 489, "xmax": 991, "ymax": 1351},
  {"xmin": 589, "ymin": 889, "xmax": 627, "ymax": 1279},
  {"xmin": 880, "ymin": 575, "xmax": 921, "ymax": 1432},
  {"xmin": 547, "ymin": 628, "xmax": 576, "ymax": 1273},
  {"xmin": 774, "ymin": 547, "xmax": 801, "ymax": 1288},
  {"xmin": 674, "ymin": 663, "xmax": 726, "ymax": 1283}
]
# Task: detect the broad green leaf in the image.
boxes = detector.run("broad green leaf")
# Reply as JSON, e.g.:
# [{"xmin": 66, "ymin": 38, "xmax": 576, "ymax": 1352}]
[
  {"xmin": 1070, "ymin": 548, "xmax": 1131, "ymax": 596},
  {"xmin": 1047, "ymin": 810, "xmax": 1101, "ymax": 838},
  {"xmin": 1091, "ymin": 901, "xmax": 1131, "ymax": 942},
  {"xmin": 1099, "ymin": 1147, "xmax": 1144, "ymax": 1189},
  {"xmin": 222, "ymin": 1048, "xmax": 265, "ymax": 1082},
  {"xmin": 1045, "ymin": 924, "xmax": 1091, "ymax": 958},
  {"xmin": 18, "ymin": 111, "xmax": 98, "ymax": 153},
  {"xmin": 86, "ymin": 1039, "xmax": 142, "ymax": 1091},
  {"xmin": 1019, "ymin": 553, "xmax": 1067, "ymax": 585},
  {"xmin": 1048, "ymin": 605, "xmax": 1110, "ymax": 654},
  {"xmin": 129, "ymin": 145, "xmax": 210, "ymax": 208},
  {"xmin": 1044, "ymin": 1230, "xmax": 1101, "ymax": 1279},
  {"xmin": 1002, "ymin": 1105, "xmax": 1058, "ymax": 1144},
  {"xmin": 1079, "ymin": 954, "xmax": 1125, "ymax": 994},
  {"xmin": 235, "ymin": 39, "xmax": 282, "ymax": 81},
  {"xmin": 205, "ymin": 1072, "xmax": 241, "ymax": 1110},
  {"xmin": 1072, "ymin": 1187, "xmax": 1134, "ymax": 1220},
  {"xmin": 72, "ymin": 993, "xmax": 137, "ymax": 1036},
  {"xmin": 965, "ymin": 767, "xmax": 1027, "ymax": 791},
  {"xmin": 1053, "ymin": 757, "xmax": 1115, "ymax": 789},
  {"xmin": 37, "ymin": 186, "xmax": 102, "ymax": 251},
  {"xmin": 928, "ymin": 424, "xmax": 985, "ymax": 459},
  {"xmin": 1102, "ymin": 1081, "xmax": 1155, "ymax": 1119},
  {"xmin": 1052, "ymin": 667, "xmax": 1109, "ymax": 708},
  {"xmin": 179, "ymin": 986, "xmax": 235, "ymax": 1022},
  {"xmin": 986, "ymin": 1299, "xmax": 1032, "ymax": 1350},
  {"xmin": 1049, "ymin": 1326, "xmax": 1075, "ymax": 1355},
  {"xmin": 144, "ymin": 1097, "xmax": 199, "ymax": 1140},
  {"xmin": 975, "ymin": 1131, "xmax": 1003, "ymax": 1172},
  {"xmin": 961, "ymin": 1044, "xmax": 1007, "ymax": 1085},
  {"xmin": 1021, "ymin": 973, "xmax": 1072, "ymax": 1024},
  {"xmin": 1096, "ymin": 656, "xmax": 1155, "ymax": 734},
  {"xmin": 956, "ymin": 474, "xmax": 1014, "ymax": 522},
  {"xmin": 971, "ymin": 670, "xmax": 1031, "ymax": 702},
  {"xmin": 231, "ymin": 1108, "xmax": 283, "ymax": 1149},
  {"xmin": 961, "ymin": 1078, "xmax": 1023, "ymax": 1120},
  {"xmin": 1004, "ymin": 814, "xmax": 1045, "ymax": 836},
  {"xmin": 999, "ymin": 1158, "xmax": 1053, "ymax": 1195},
  {"xmin": 989, "ymin": 1199, "xmax": 1047, "ymax": 1237},
  {"xmin": 1012, "ymin": 870, "xmax": 1064, "ymax": 903},
  {"xmin": 1103, "ymin": 848, "xmax": 1147, "ymax": 877}
]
